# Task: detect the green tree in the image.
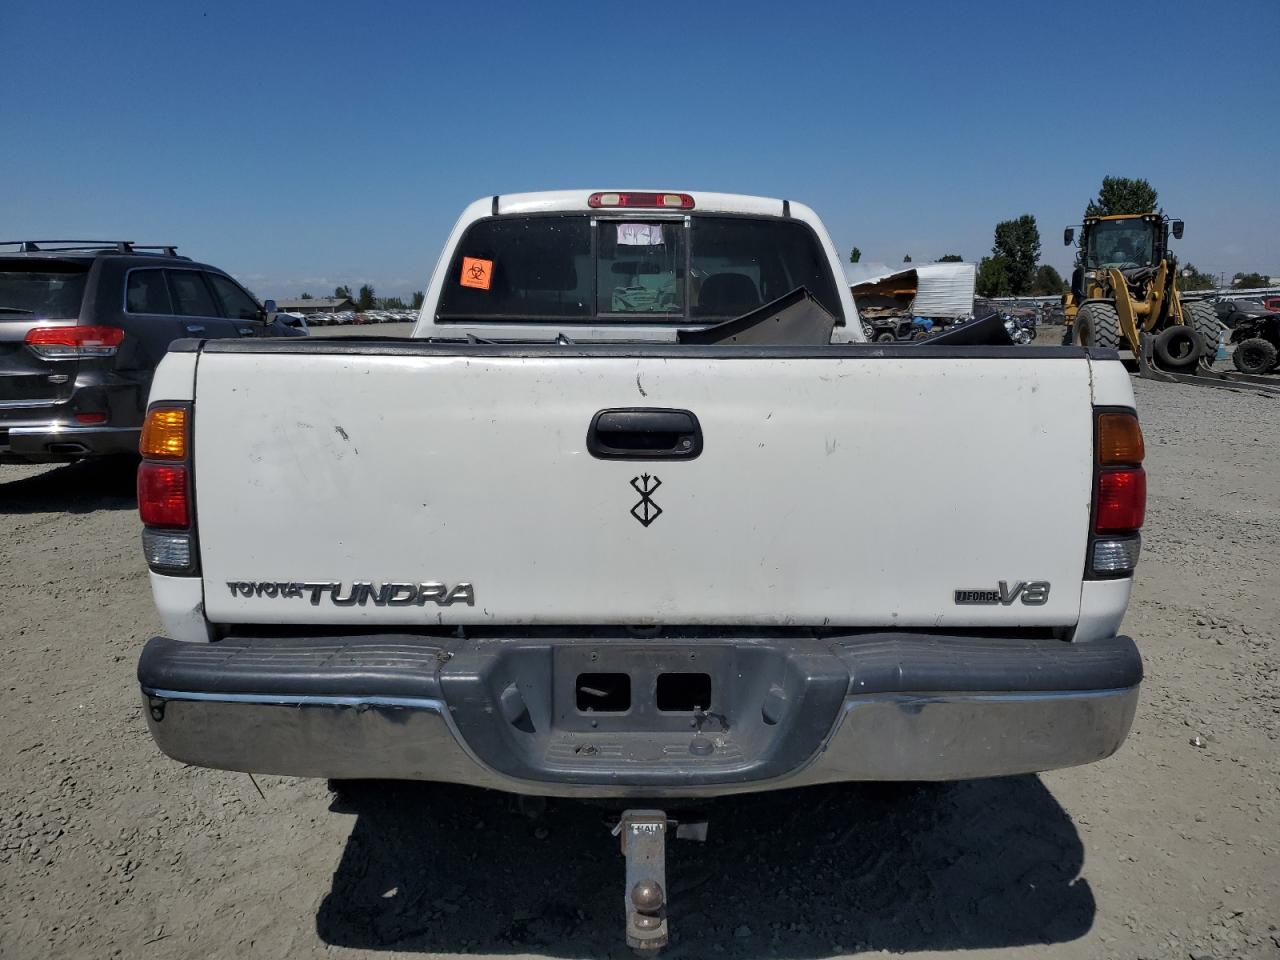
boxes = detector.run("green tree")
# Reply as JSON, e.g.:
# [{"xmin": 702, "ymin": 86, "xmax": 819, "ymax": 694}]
[
  {"xmin": 975, "ymin": 255, "xmax": 1011, "ymax": 298},
  {"xmin": 1085, "ymin": 176, "xmax": 1159, "ymax": 218},
  {"xmin": 411, "ymin": 291, "xmax": 425, "ymax": 309},
  {"xmin": 936, "ymin": 254, "xmax": 963, "ymax": 262},
  {"xmin": 1031, "ymin": 264, "xmax": 1066, "ymax": 295},
  {"xmin": 903, "ymin": 254, "xmax": 912, "ymax": 263},
  {"xmin": 992, "ymin": 215, "xmax": 1041, "ymax": 295},
  {"xmin": 1233, "ymin": 272, "xmax": 1269, "ymax": 289},
  {"xmin": 1177, "ymin": 263, "xmax": 1216, "ymax": 291},
  {"xmin": 299, "ymin": 291, "xmax": 313, "ymax": 300},
  {"xmin": 334, "ymin": 285, "xmax": 352, "ymax": 300},
  {"xmin": 357, "ymin": 284, "xmax": 376, "ymax": 311},
  {"xmin": 849, "ymin": 246, "xmax": 862, "ymax": 264}
]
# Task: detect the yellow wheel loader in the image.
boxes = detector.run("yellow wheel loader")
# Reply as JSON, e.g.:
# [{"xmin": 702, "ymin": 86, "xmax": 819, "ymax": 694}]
[{"xmin": 1061, "ymin": 213, "xmax": 1222, "ymax": 371}]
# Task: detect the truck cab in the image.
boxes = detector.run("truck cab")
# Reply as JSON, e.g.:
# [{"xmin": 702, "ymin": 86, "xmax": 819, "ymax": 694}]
[{"xmin": 412, "ymin": 191, "xmax": 860, "ymax": 342}]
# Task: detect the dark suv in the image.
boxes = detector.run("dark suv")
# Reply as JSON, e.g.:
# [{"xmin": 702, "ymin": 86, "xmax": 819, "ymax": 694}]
[{"xmin": 1, "ymin": 241, "xmax": 301, "ymax": 464}]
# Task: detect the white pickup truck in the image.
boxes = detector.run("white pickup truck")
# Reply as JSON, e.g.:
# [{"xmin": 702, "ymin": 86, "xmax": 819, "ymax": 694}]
[{"xmin": 135, "ymin": 190, "xmax": 1145, "ymax": 948}]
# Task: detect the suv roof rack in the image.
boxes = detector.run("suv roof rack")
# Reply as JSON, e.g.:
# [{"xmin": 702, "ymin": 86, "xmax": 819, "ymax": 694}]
[{"xmin": 0, "ymin": 240, "xmax": 182, "ymax": 257}]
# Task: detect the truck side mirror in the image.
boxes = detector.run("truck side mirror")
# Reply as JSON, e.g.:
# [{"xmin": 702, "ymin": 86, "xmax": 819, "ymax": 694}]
[
  {"xmin": 1063, "ymin": 227, "xmax": 1074, "ymax": 246},
  {"xmin": 1171, "ymin": 220, "xmax": 1184, "ymax": 239},
  {"xmin": 263, "ymin": 298, "xmax": 278, "ymax": 313}
]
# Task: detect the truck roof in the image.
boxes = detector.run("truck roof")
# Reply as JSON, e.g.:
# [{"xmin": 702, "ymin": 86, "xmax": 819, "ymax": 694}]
[
  {"xmin": 485, "ymin": 190, "xmax": 809, "ymax": 220},
  {"xmin": 414, "ymin": 189, "xmax": 856, "ymax": 342}
]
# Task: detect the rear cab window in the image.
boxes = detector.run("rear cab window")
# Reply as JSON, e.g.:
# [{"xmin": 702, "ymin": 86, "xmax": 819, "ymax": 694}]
[
  {"xmin": 0, "ymin": 260, "xmax": 89, "ymax": 321},
  {"xmin": 436, "ymin": 215, "xmax": 842, "ymax": 325},
  {"xmin": 598, "ymin": 221, "xmax": 684, "ymax": 317}
]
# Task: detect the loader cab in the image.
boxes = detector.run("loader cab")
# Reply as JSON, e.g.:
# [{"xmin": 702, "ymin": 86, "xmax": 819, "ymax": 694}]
[{"xmin": 1080, "ymin": 214, "xmax": 1164, "ymax": 270}]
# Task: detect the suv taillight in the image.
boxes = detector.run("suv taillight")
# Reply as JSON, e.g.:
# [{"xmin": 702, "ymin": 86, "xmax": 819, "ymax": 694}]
[
  {"xmin": 138, "ymin": 404, "xmax": 197, "ymax": 575},
  {"xmin": 1089, "ymin": 410, "xmax": 1145, "ymax": 577},
  {"xmin": 25, "ymin": 325, "xmax": 124, "ymax": 359}
]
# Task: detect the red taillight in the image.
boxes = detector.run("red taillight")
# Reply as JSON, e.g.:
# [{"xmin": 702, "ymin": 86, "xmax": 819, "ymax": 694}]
[
  {"xmin": 138, "ymin": 463, "xmax": 190, "ymax": 528},
  {"xmin": 1095, "ymin": 468, "xmax": 1146, "ymax": 533},
  {"xmin": 139, "ymin": 402, "xmax": 197, "ymax": 574},
  {"xmin": 74, "ymin": 412, "xmax": 108, "ymax": 425},
  {"xmin": 25, "ymin": 325, "xmax": 124, "ymax": 359},
  {"xmin": 587, "ymin": 192, "xmax": 695, "ymax": 209}
]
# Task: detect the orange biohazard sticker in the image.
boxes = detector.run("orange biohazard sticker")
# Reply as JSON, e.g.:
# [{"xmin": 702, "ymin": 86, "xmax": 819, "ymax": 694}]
[{"xmin": 460, "ymin": 257, "xmax": 493, "ymax": 290}]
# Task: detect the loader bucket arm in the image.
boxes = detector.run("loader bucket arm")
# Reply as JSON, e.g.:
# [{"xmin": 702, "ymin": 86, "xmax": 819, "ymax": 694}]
[
  {"xmin": 1106, "ymin": 268, "xmax": 1143, "ymax": 353},
  {"xmin": 1167, "ymin": 273, "xmax": 1185, "ymax": 326},
  {"xmin": 1143, "ymin": 261, "xmax": 1170, "ymax": 332}
]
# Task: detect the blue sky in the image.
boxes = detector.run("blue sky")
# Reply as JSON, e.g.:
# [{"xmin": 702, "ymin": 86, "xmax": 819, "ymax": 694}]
[{"xmin": 4, "ymin": 0, "xmax": 1277, "ymax": 298}]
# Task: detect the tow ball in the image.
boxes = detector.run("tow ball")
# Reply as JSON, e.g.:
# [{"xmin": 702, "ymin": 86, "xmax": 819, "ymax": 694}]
[{"xmin": 612, "ymin": 809, "xmax": 707, "ymax": 952}]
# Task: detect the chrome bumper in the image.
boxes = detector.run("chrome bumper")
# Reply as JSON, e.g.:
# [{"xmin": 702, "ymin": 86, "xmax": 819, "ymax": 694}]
[
  {"xmin": 0, "ymin": 422, "xmax": 139, "ymax": 461},
  {"xmin": 139, "ymin": 632, "xmax": 1141, "ymax": 798},
  {"xmin": 141, "ymin": 685, "xmax": 1138, "ymax": 798}
]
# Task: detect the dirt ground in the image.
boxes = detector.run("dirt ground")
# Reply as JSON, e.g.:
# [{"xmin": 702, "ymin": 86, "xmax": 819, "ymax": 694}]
[{"xmin": 1, "ymin": 350, "xmax": 1277, "ymax": 959}]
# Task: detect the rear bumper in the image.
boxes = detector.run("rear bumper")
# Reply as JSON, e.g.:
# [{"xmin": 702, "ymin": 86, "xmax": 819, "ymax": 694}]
[
  {"xmin": 138, "ymin": 631, "xmax": 1142, "ymax": 798},
  {"xmin": 0, "ymin": 422, "xmax": 139, "ymax": 462}
]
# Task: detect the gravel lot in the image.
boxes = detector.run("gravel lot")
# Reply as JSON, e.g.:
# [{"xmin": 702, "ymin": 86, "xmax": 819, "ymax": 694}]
[{"xmin": 1, "ymin": 356, "xmax": 1277, "ymax": 959}]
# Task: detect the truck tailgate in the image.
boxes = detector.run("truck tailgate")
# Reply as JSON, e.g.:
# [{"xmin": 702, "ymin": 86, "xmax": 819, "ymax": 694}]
[{"xmin": 193, "ymin": 346, "xmax": 1095, "ymax": 628}]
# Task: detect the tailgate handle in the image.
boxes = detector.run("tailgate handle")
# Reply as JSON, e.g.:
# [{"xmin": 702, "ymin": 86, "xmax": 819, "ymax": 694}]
[{"xmin": 587, "ymin": 408, "xmax": 703, "ymax": 460}]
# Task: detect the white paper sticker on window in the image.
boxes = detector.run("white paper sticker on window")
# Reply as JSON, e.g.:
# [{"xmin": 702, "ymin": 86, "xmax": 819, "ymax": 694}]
[{"xmin": 617, "ymin": 223, "xmax": 665, "ymax": 246}]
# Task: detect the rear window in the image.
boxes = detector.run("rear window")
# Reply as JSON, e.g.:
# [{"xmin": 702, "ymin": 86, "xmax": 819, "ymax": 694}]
[
  {"xmin": 0, "ymin": 262, "xmax": 89, "ymax": 320},
  {"xmin": 436, "ymin": 215, "xmax": 841, "ymax": 323}
]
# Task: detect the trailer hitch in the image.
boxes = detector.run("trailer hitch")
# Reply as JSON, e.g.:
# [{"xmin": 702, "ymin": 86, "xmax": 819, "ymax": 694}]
[{"xmin": 613, "ymin": 810, "xmax": 707, "ymax": 951}]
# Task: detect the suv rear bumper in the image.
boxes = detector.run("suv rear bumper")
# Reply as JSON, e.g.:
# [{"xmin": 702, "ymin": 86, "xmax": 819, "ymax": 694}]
[
  {"xmin": 0, "ymin": 422, "xmax": 139, "ymax": 463},
  {"xmin": 138, "ymin": 631, "xmax": 1141, "ymax": 798}
]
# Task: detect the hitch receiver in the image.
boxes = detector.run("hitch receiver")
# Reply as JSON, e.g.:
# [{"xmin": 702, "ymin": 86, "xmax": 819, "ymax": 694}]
[{"xmin": 618, "ymin": 810, "xmax": 669, "ymax": 951}]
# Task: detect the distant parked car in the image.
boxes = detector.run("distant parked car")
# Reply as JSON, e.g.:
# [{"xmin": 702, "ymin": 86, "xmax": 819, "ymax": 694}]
[
  {"xmin": 1213, "ymin": 299, "xmax": 1270, "ymax": 329},
  {"xmin": 270, "ymin": 311, "xmax": 310, "ymax": 334},
  {"xmin": 1, "ymin": 239, "xmax": 292, "ymax": 463},
  {"xmin": 1263, "ymin": 296, "xmax": 1280, "ymax": 313}
]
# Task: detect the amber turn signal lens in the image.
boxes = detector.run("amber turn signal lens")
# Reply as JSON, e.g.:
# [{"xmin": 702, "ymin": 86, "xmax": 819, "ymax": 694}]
[
  {"xmin": 1097, "ymin": 412, "xmax": 1144, "ymax": 465},
  {"xmin": 140, "ymin": 407, "xmax": 188, "ymax": 460}
]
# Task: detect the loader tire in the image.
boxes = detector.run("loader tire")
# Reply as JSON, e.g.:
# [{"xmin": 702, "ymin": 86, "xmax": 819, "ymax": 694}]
[
  {"xmin": 1075, "ymin": 302, "xmax": 1121, "ymax": 350},
  {"xmin": 1183, "ymin": 300, "xmax": 1223, "ymax": 368},
  {"xmin": 1154, "ymin": 324, "xmax": 1200, "ymax": 370},
  {"xmin": 1232, "ymin": 338, "xmax": 1278, "ymax": 375}
]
